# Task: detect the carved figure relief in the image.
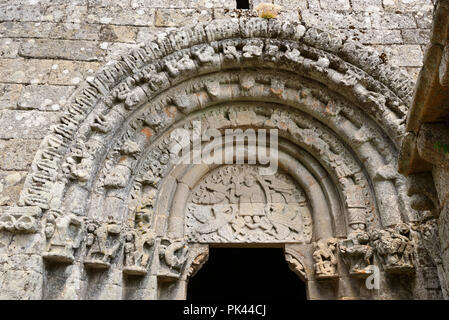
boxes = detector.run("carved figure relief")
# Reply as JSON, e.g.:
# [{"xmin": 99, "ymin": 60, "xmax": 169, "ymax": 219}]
[
  {"xmin": 339, "ymin": 232, "xmax": 374, "ymax": 278},
  {"xmin": 158, "ymin": 238, "xmax": 189, "ymax": 279},
  {"xmin": 186, "ymin": 165, "xmax": 312, "ymax": 243},
  {"xmin": 84, "ymin": 217, "xmax": 122, "ymax": 269},
  {"xmin": 370, "ymin": 224, "xmax": 415, "ymax": 274},
  {"xmin": 43, "ymin": 210, "xmax": 83, "ymax": 263},
  {"xmin": 123, "ymin": 229, "xmax": 155, "ymax": 275},
  {"xmin": 312, "ymin": 238, "xmax": 338, "ymax": 279},
  {"xmin": 284, "ymin": 247, "xmax": 308, "ymax": 281},
  {"xmin": 123, "ymin": 189, "xmax": 157, "ymax": 275}
]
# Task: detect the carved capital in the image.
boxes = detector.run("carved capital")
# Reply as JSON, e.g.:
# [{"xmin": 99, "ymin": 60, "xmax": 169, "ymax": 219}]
[
  {"xmin": 43, "ymin": 210, "xmax": 84, "ymax": 264},
  {"xmin": 312, "ymin": 238, "xmax": 338, "ymax": 279},
  {"xmin": 339, "ymin": 232, "xmax": 374, "ymax": 278}
]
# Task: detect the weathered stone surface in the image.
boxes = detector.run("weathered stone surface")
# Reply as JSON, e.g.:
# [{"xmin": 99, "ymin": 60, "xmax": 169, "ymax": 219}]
[
  {"xmin": 86, "ymin": 6, "xmax": 155, "ymax": 26},
  {"xmin": 0, "ymin": 110, "xmax": 60, "ymax": 139},
  {"xmin": 0, "ymin": 139, "xmax": 41, "ymax": 170},
  {"xmin": 402, "ymin": 29, "xmax": 431, "ymax": 45},
  {"xmin": 341, "ymin": 29, "xmax": 403, "ymax": 44},
  {"xmin": 0, "ymin": 38, "xmax": 19, "ymax": 58},
  {"xmin": 374, "ymin": 44, "xmax": 424, "ymax": 67},
  {"xmin": 17, "ymin": 85, "xmax": 75, "ymax": 111},
  {"xmin": 48, "ymin": 60, "xmax": 101, "ymax": 85},
  {"xmin": 351, "ymin": 0, "xmax": 383, "ymax": 12},
  {"xmin": 319, "ymin": 0, "xmax": 351, "ymax": 10},
  {"xmin": 301, "ymin": 10, "xmax": 371, "ymax": 30},
  {"xmin": 0, "ymin": 84, "xmax": 22, "ymax": 109},
  {"xmin": 371, "ymin": 12, "xmax": 417, "ymax": 29},
  {"xmin": 0, "ymin": 171, "xmax": 27, "ymax": 206},
  {"xmin": 273, "ymin": 0, "xmax": 308, "ymax": 10},
  {"xmin": 0, "ymin": 58, "xmax": 52, "ymax": 84},
  {"xmin": 19, "ymin": 39, "xmax": 106, "ymax": 61},
  {"xmin": 0, "ymin": 0, "xmax": 445, "ymax": 302},
  {"xmin": 383, "ymin": 0, "xmax": 434, "ymax": 12},
  {"xmin": 154, "ymin": 9, "xmax": 212, "ymax": 27}
]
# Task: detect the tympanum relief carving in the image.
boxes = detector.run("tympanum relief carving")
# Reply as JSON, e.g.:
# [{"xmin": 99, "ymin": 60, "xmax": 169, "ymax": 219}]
[{"xmin": 186, "ymin": 165, "xmax": 312, "ymax": 243}]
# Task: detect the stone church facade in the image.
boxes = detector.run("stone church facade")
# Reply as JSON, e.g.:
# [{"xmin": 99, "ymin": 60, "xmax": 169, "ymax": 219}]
[{"xmin": 0, "ymin": 0, "xmax": 448, "ymax": 300}]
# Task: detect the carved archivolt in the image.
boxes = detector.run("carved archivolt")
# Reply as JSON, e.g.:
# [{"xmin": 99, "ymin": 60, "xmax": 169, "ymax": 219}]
[{"xmin": 5, "ymin": 18, "xmax": 427, "ymax": 299}]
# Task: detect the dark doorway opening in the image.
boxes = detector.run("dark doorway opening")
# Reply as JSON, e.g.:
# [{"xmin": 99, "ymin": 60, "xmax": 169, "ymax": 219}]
[
  {"xmin": 236, "ymin": 0, "xmax": 250, "ymax": 9},
  {"xmin": 187, "ymin": 248, "xmax": 307, "ymax": 301}
]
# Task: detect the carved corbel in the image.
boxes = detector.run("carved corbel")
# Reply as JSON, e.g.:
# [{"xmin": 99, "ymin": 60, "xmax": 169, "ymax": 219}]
[
  {"xmin": 284, "ymin": 247, "xmax": 308, "ymax": 282},
  {"xmin": 42, "ymin": 210, "xmax": 83, "ymax": 263},
  {"xmin": 0, "ymin": 206, "xmax": 40, "ymax": 233},
  {"xmin": 370, "ymin": 224, "xmax": 415, "ymax": 275},
  {"xmin": 312, "ymin": 238, "xmax": 339, "ymax": 279},
  {"xmin": 123, "ymin": 229, "xmax": 156, "ymax": 276},
  {"xmin": 103, "ymin": 164, "xmax": 131, "ymax": 189},
  {"xmin": 182, "ymin": 245, "xmax": 209, "ymax": 280},
  {"xmin": 84, "ymin": 217, "xmax": 122, "ymax": 270},
  {"xmin": 339, "ymin": 232, "xmax": 374, "ymax": 278},
  {"xmin": 158, "ymin": 238, "xmax": 189, "ymax": 280}
]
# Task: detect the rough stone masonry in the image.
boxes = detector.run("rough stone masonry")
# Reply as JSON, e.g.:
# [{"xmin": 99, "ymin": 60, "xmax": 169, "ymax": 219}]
[{"xmin": 0, "ymin": 0, "xmax": 448, "ymax": 300}]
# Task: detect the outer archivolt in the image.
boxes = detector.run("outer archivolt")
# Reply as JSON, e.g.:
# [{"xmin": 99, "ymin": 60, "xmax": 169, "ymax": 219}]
[{"xmin": 13, "ymin": 17, "xmax": 422, "ymax": 300}]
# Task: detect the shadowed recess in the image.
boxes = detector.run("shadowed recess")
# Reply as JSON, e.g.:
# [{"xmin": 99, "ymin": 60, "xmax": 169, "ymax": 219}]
[{"xmin": 187, "ymin": 248, "xmax": 307, "ymax": 301}]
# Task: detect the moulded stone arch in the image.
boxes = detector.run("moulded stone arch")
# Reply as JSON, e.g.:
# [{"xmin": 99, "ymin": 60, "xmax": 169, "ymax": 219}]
[{"xmin": 5, "ymin": 17, "xmax": 421, "ymax": 300}]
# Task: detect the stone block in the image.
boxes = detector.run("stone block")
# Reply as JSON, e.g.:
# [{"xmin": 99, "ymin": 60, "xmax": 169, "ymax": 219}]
[
  {"xmin": 98, "ymin": 25, "xmax": 138, "ymax": 43},
  {"xmin": 86, "ymin": 6, "xmax": 155, "ymax": 26},
  {"xmin": 48, "ymin": 60, "xmax": 101, "ymax": 85},
  {"xmin": 43, "ymin": 5, "xmax": 88, "ymax": 24},
  {"xmin": 340, "ymin": 29, "xmax": 403, "ymax": 45},
  {"xmin": 351, "ymin": 0, "xmax": 383, "ymax": 12},
  {"xmin": 273, "ymin": 0, "xmax": 308, "ymax": 10},
  {"xmin": 0, "ymin": 110, "xmax": 60, "ymax": 139},
  {"xmin": 415, "ymin": 10, "xmax": 433, "ymax": 29},
  {"xmin": 0, "ymin": 58, "xmax": 52, "ymax": 84},
  {"xmin": 136, "ymin": 27, "xmax": 176, "ymax": 44},
  {"xmin": 0, "ymin": 38, "xmax": 19, "ymax": 58},
  {"xmin": 0, "ymin": 21, "xmax": 53, "ymax": 38},
  {"xmin": 373, "ymin": 44, "xmax": 423, "ymax": 67},
  {"xmin": 401, "ymin": 29, "xmax": 431, "ymax": 44},
  {"xmin": 154, "ymin": 9, "xmax": 212, "ymax": 27},
  {"xmin": 319, "ymin": 0, "xmax": 351, "ymax": 10},
  {"xmin": 48, "ymin": 22, "xmax": 102, "ymax": 41},
  {"xmin": 17, "ymin": 85, "xmax": 75, "ymax": 111},
  {"xmin": 0, "ymin": 4, "xmax": 48, "ymax": 22},
  {"xmin": 19, "ymin": 39, "xmax": 106, "ymax": 61},
  {"xmin": 0, "ymin": 84, "xmax": 22, "ymax": 110},
  {"xmin": 0, "ymin": 171, "xmax": 27, "ymax": 206},
  {"xmin": 301, "ymin": 10, "xmax": 371, "ymax": 30},
  {"xmin": 0, "ymin": 139, "xmax": 41, "ymax": 170},
  {"xmin": 382, "ymin": 0, "xmax": 434, "ymax": 12},
  {"xmin": 371, "ymin": 12, "xmax": 417, "ymax": 29}
]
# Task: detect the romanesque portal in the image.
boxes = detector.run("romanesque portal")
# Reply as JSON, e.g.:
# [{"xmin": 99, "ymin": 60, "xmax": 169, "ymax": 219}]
[{"xmin": 0, "ymin": 17, "xmax": 437, "ymax": 300}]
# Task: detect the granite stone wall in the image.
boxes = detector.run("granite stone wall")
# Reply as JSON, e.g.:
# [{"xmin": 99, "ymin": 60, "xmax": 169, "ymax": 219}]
[{"xmin": 0, "ymin": 0, "xmax": 433, "ymax": 220}]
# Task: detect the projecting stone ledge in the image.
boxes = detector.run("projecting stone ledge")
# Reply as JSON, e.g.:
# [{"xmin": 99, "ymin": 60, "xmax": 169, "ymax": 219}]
[{"xmin": 0, "ymin": 206, "xmax": 41, "ymax": 233}]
